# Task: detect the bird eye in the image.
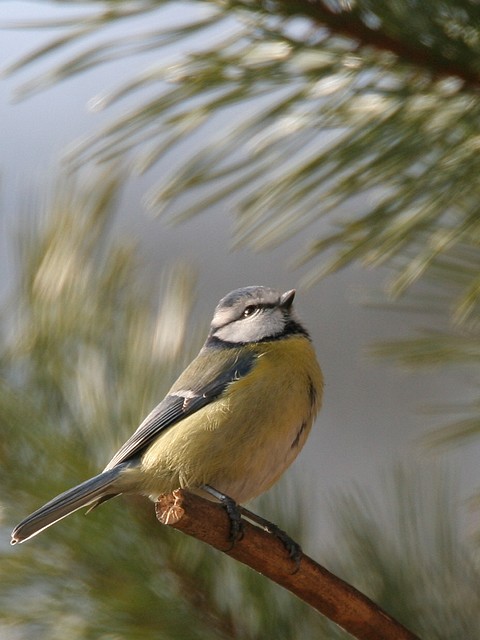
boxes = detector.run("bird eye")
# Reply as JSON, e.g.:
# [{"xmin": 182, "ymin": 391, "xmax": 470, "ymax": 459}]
[{"xmin": 243, "ymin": 305, "xmax": 256, "ymax": 318}]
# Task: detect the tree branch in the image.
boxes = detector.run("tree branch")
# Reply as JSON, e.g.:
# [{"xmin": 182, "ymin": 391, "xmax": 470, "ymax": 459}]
[
  {"xmin": 264, "ymin": 0, "xmax": 480, "ymax": 90},
  {"xmin": 155, "ymin": 490, "xmax": 420, "ymax": 640}
]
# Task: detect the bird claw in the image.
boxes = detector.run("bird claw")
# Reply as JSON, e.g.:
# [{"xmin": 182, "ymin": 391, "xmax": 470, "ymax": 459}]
[
  {"xmin": 220, "ymin": 494, "xmax": 245, "ymax": 547},
  {"xmin": 237, "ymin": 504, "xmax": 303, "ymax": 572},
  {"xmin": 263, "ymin": 522, "xmax": 302, "ymax": 572},
  {"xmin": 201, "ymin": 484, "xmax": 301, "ymax": 569},
  {"xmin": 201, "ymin": 484, "xmax": 245, "ymax": 548}
]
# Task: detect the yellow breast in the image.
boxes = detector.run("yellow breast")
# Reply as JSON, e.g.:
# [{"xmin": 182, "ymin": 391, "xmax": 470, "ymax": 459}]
[{"xmin": 138, "ymin": 335, "xmax": 323, "ymax": 503}]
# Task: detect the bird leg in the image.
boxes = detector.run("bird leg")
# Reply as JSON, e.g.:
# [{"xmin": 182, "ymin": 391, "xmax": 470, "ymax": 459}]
[
  {"xmin": 237, "ymin": 505, "xmax": 303, "ymax": 571},
  {"xmin": 201, "ymin": 485, "xmax": 302, "ymax": 570}
]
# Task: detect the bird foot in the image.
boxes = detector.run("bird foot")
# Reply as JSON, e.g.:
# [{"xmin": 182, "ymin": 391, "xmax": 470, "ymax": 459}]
[
  {"xmin": 239, "ymin": 505, "xmax": 303, "ymax": 572},
  {"xmin": 201, "ymin": 484, "xmax": 245, "ymax": 548}
]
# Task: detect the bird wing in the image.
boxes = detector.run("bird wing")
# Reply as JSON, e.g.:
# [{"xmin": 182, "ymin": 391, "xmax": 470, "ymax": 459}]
[{"xmin": 104, "ymin": 348, "xmax": 256, "ymax": 470}]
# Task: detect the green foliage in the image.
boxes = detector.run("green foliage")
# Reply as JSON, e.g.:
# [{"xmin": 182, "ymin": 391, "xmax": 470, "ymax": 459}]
[
  {"xmin": 323, "ymin": 466, "xmax": 480, "ymax": 639},
  {"xmin": 370, "ymin": 240, "xmax": 480, "ymax": 448},
  {"xmin": 4, "ymin": 1, "xmax": 480, "ymax": 292}
]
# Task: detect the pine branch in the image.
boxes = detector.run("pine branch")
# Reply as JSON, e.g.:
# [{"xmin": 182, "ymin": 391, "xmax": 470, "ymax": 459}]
[
  {"xmin": 155, "ymin": 490, "xmax": 420, "ymax": 640},
  {"xmin": 266, "ymin": 0, "xmax": 480, "ymax": 90}
]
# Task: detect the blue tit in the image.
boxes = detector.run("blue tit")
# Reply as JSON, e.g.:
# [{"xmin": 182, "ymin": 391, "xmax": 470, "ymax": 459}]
[{"xmin": 11, "ymin": 286, "xmax": 323, "ymax": 545}]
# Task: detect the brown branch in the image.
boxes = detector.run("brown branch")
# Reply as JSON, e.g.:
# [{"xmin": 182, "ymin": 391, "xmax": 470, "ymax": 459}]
[
  {"xmin": 262, "ymin": 0, "xmax": 480, "ymax": 90},
  {"xmin": 156, "ymin": 490, "xmax": 420, "ymax": 640}
]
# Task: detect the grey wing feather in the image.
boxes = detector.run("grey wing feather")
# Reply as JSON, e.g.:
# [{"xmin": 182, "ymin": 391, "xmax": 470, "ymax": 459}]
[
  {"xmin": 104, "ymin": 349, "xmax": 255, "ymax": 470},
  {"xmin": 104, "ymin": 396, "xmax": 186, "ymax": 470}
]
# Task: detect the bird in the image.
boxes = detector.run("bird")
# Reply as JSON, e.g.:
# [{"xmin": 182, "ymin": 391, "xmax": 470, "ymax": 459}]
[{"xmin": 11, "ymin": 286, "xmax": 323, "ymax": 545}]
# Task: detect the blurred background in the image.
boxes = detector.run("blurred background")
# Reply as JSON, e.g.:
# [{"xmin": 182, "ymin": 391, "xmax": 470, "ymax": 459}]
[{"xmin": 1, "ymin": 1, "xmax": 480, "ymax": 638}]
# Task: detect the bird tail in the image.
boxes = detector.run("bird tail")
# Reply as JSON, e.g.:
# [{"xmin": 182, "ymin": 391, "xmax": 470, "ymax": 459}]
[{"xmin": 10, "ymin": 465, "xmax": 127, "ymax": 545}]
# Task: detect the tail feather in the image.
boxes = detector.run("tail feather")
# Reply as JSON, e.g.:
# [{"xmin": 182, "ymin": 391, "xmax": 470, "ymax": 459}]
[{"xmin": 11, "ymin": 465, "xmax": 126, "ymax": 544}]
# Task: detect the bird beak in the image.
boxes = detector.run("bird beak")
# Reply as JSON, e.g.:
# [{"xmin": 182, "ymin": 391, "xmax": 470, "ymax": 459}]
[{"xmin": 280, "ymin": 289, "xmax": 295, "ymax": 309}]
